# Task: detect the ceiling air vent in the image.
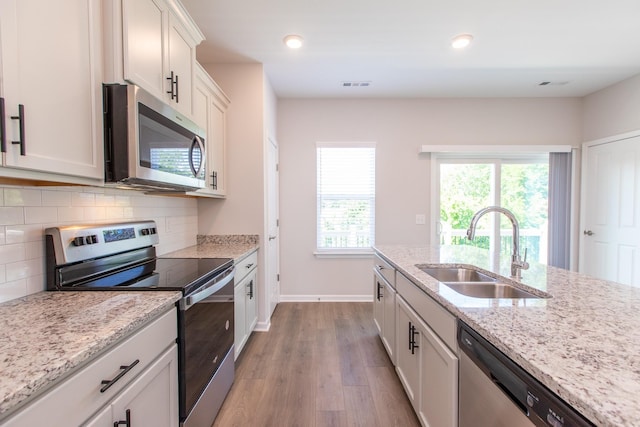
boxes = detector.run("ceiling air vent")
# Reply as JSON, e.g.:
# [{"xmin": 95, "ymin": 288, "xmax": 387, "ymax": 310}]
[
  {"xmin": 342, "ymin": 81, "xmax": 371, "ymax": 87},
  {"xmin": 539, "ymin": 81, "xmax": 569, "ymax": 86}
]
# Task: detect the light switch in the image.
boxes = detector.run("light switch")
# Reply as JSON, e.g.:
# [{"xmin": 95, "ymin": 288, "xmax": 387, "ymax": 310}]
[{"xmin": 415, "ymin": 214, "xmax": 426, "ymax": 225}]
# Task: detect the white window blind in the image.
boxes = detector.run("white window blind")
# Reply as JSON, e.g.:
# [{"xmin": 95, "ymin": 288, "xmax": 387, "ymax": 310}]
[{"xmin": 316, "ymin": 143, "xmax": 376, "ymax": 252}]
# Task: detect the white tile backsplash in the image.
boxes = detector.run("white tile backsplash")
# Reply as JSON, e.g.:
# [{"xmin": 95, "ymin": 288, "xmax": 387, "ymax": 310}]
[
  {"xmin": 0, "ymin": 185, "xmax": 199, "ymax": 303},
  {"xmin": 0, "ymin": 207, "xmax": 24, "ymax": 225},
  {"xmin": 4, "ymin": 188, "xmax": 42, "ymax": 206}
]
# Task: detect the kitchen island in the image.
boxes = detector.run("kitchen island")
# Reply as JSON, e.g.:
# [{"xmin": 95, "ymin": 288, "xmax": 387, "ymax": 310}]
[{"xmin": 375, "ymin": 244, "xmax": 640, "ymax": 427}]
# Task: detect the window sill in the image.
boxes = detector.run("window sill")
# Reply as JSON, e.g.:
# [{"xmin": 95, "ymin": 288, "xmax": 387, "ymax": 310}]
[{"xmin": 314, "ymin": 249, "xmax": 374, "ymax": 259}]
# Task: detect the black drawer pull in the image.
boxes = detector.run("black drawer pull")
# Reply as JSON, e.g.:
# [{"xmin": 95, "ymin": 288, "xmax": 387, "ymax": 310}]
[
  {"xmin": 0, "ymin": 97, "xmax": 6, "ymax": 153},
  {"xmin": 101, "ymin": 359, "xmax": 140, "ymax": 393},
  {"xmin": 114, "ymin": 409, "xmax": 131, "ymax": 427},
  {"xmin": 11, "ymin": 104, "xmax": 25, "ymax": 156}
]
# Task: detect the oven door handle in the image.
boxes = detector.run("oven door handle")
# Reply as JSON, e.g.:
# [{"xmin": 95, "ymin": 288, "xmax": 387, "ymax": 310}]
[{"xmin": 184, "ymin": 267, "xmax": 235, "ymax": 309}]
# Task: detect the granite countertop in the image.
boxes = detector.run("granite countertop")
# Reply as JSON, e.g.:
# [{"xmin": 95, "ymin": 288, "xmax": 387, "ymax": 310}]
[
  {"xmin": 0, "ymin": 291, "xmax": 181, "ymax": 420},
  {"xmin": 374, "ymin": 244, "xmax": 640, "ymax": 427},
  {"xmin": 162, "ymin": 235, "xmax": 259, "ymax": 262}
]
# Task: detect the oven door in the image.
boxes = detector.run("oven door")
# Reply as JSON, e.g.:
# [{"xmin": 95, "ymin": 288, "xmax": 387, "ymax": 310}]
[{"xmin": 178, "ymin": 267, "xmax": 235, "ymax": 426}]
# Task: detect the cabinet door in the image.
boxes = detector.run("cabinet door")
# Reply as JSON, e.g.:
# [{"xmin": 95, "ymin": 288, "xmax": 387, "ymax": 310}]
[
  {"xmin": 245, "ymin": 269, "xmax": 258, "ymax": 332},
  {"xmin": 382, "ymin": 280, "xmax": 396, "ymax": 364},
  {"xmin": 0, "ymin": 0, "xmax": 103, "ymax": 179},
  {"xmin": 109, "ymin": 345, "xmax": 179, "ymax": 427},
  {"xmin": 167, "ymin": 12, "xmax": 194, "ymax": 116},
  {"xmin": 418, "ymin": 319, "xmax": 458, "ymax": 427},
  {"xmin": 207, "ymin": 94, "xmax": 228, "ymax": 195},
  {"xmin": 190, "ymin": 66, "xmax": 229, "ymax": 197},
  {"xmin": 234, "ymin": 281, "xmax": 248, "ymax": 359},
  {"xmin": 395, "ymin": 297, "xmax": 421, "ymax": 409},
  {"xmin": 122, "ymin": 0, "xmax": 166, "ymax": 100},
  {"xmin": 373, "ymin": 272, "xmax": 384, "ymax": 336}
]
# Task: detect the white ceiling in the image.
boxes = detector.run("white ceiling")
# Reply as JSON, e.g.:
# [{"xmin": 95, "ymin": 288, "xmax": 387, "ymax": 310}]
[{"xmin": 181, "ymin": 0, "xmax": 640, "ymax": 98}]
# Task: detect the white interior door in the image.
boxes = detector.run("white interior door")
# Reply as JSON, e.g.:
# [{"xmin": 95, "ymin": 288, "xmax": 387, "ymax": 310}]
[
  {"xmin": 581, "ymin": 135, "xmax": 640, "ymax": 286},
  {"xmin": 266, "ymin": 137, "xmax": 280, "ymax": 315}
]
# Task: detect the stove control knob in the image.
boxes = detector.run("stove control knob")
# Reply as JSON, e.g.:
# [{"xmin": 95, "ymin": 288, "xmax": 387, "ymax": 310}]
[
  {"xmin": 73, "ymin": 237, "xmax": 85, "ymax": 246},
  {"xmin": 92, "ymin": 234, "xmax": 99, "ymax": 243},
  {"xmin": 85, "ymin": 235, "xmax": 98, "ymax": 245},
  {"xmin": 150, "ymin": 227, "xmax": 157, "ymax": 234},
  {"xmin": 141, "ymin": 228, "xmax": 150, "ymax": 236}
]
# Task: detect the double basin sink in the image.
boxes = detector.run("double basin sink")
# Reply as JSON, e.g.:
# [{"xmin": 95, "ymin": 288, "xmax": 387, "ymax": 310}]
[{"xmin": 418, "ymin": 266, "xmax": 547, "ymax": 299}]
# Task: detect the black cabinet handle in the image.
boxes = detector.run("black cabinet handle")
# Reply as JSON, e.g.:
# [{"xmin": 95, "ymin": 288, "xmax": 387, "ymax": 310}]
[
  {"xmin": 100, "ymin": 359, "xmax": 140, "ymax": 393},
  {"xmin": 114, "ymin": 409, "xmax": 131, "ymax": 427},
  {"xmin": 166, "ymin": 71, "xmax": 177, "ymax": 101},
  {"xmin": 247, "ymin": 279, "xmax": 254, "ymax": 299},
  {"xmin": 376, "ymin": 281, "xmax": 383, "ymax": 301},
  {"xmin": 11, "ymin": 104, "xmax": 25, "ymax": 156},
  {"xmin": 174, "ymin": 74, "xmax": 179, "ymax": 103},
  {"xmin": 409, "ymin": 323, "xmax": 419, "ymax": 354},
  {"xmin": 211, "ymin": 171, "xmax": 218, "ymax": 190},
  {"xmin": 0, "ymin": 97, "xmax": 6, "ymax": 153}
]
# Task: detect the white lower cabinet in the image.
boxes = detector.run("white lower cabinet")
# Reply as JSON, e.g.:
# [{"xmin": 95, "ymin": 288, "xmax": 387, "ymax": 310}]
[
  {"xmin": 4, "ymin": 309, "xmax": 178, "ymax": 427},
  {"xmin": 373, "ymin": 267, "xmax": 396, "ymax": 364},
  {"xmin": 84, "ymin": 345, "xmax": 178, "ymax": 427},
  {"xmin": 234, "ymin": 250, "xmax": 258, "ymax": 359},
  {"xmin": 395, "ymin": 287, "xmax": 458, "ymax": 427}
]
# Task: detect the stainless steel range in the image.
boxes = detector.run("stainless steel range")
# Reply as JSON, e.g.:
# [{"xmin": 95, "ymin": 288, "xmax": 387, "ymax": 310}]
[{"xmin": 45, "ymin": 220, "xmax": 235, "ymax": 427}]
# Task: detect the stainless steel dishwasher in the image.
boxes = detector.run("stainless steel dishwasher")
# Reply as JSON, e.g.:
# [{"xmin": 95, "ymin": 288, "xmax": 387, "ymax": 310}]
[{"xmin": 458, "ymin": 321, "xmax": 594, "ymax": 427}]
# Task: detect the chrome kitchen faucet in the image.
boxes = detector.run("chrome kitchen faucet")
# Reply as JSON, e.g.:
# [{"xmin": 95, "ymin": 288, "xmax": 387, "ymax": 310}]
[{"xmin": 466, "ymin": 206, "xmax": 529, "ymax": 279}]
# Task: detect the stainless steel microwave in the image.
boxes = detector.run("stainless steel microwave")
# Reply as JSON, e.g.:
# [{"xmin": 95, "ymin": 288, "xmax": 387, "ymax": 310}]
[{"xmin": 103, "ymin": 84, "xmax": 206, "ymax": 192}]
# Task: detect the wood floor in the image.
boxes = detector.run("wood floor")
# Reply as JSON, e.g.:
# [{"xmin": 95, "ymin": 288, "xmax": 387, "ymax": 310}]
[{"xmin": 213, "ymin": 302, "xmax": 420, "ymax": 427}]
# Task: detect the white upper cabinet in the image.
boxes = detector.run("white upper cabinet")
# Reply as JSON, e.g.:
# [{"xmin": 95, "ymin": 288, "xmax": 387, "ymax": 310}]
[
  {"xmin": 190, "ymin": 64, "xmax": 229, "ymax": 197},
  {"xmin": 0, "ymin": 0, "xmax": 104, "ymax": 181},
  {"xmin": 107, "ymin": 0, "xmax": 204, "ymax": 117}
]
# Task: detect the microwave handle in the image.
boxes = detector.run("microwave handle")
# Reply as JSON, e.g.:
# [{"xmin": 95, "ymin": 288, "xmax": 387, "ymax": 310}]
[{"xmin": 189, "ymin": 135, "xmax": 205, "ymax": 177}]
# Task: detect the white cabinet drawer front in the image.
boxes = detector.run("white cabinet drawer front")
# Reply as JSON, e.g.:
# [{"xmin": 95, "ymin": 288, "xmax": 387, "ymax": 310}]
[
  {"xmin": 374, "ymin": 254, "xmax": 396, "ymax": 288},
  {"xmin": 235, "ymin": 251, "xmax": 258, "ymax": 283},
  {"xmin": 5, "ymin": 309, "xmax": 177, "ymax": 427},
  {"xmin": 396, "ymin": 272, "xmax": 456, "ymax": 351}
]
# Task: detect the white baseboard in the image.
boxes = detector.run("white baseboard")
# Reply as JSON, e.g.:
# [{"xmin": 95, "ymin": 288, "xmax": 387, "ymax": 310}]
[
  {"xmin": 279, "ymin": 295, "xmax": 373, "ymax": 302},
  {"xmin": 254, "ymin": 320, "xmax": 271, "ymax": 332}
]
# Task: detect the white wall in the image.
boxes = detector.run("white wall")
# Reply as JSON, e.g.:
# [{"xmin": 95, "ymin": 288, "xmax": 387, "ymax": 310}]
[
  {"xmin": 277, "ymin": 97, "xmax": 582, "ymax": 299},
  {"xmin": 582, "ymin": 74, "xmax": 640, "ymax": 141},
  {"xmin": 197, "ymin": 63, "xmax": 276, "ymax": 328},
  {"xmin": 0, "ymin": 185, "xmax": 197, "ymax": 303},
  {"xmin": 198, "ymin": 63, "xmax": 265, "ymax": 236}
]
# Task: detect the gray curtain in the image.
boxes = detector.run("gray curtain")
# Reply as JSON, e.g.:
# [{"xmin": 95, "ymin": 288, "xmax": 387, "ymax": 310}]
[{"xmin": 548, "ymin": 152, "xmax": 572, "ymax": 269}]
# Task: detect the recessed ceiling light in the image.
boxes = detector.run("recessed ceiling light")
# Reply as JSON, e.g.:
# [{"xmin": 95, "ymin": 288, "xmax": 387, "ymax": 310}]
[
  {"xmin": 451, "ymin": 34, "xmax": 473, "ymax": 49},
  {"xmin": 283, "ymin": 35, "xmax": 304, "ymax": 49}
]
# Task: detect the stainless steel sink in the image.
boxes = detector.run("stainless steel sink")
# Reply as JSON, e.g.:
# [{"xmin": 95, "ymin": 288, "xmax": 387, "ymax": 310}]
[
  {"xmin": 442, "ymin": 282, "xmax": 541, "ymax": 299},
  {"xmin": 417, "ymin": 265, "xmax": 545, "ymax": 299},
  {"xmin": 419, "ymin": 267, "xmax": 497, "ymax": 283}
]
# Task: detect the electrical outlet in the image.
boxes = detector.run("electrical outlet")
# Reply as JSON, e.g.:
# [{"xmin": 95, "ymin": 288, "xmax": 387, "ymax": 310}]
[{"xmin": 415, "ymin": 214, "xmax": 426, "ymax": 225}]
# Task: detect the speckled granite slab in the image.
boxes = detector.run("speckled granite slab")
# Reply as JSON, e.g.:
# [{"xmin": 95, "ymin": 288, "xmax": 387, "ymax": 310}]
[
  {"xmin": 374, "ymin": 244, "xmax": 640, "ymax": 427},
  {"xmin": 0, "ymin": 291, "xmax": 181, "ymax": 419},
  {"xmin": 163, "ymin": 235, "xmax": 259, "ymax": 261}
]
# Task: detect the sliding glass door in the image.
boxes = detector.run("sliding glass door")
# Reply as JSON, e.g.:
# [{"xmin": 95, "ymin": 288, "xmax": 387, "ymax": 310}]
[{"xmin": 436, "ymin": 155, "xmax": 549, "ymax": 265}]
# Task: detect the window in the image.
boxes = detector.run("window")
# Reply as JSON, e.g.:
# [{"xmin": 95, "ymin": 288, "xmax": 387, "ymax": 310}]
[
  {"xmin": 435, "ymin": 155, "xmax": 549, "ymax": 265},
  {"xmin": 316, "ymin": 143, "xmax": 375, "ymax": 254}
]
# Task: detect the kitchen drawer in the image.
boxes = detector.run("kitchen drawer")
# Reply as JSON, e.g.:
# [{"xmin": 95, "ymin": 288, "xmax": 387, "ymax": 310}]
[
  {"xmin": 5, "ymin": 308, "xmax": 177, "ymax": 427},
  {"xmin": 396, "ymin": 272, "xmax": 456, "ymax": 351},
  {"xmin": 235, "ymin": 250, "xmax": 258, "ymax": 283},
  {"xmin": 374, "ymin": 254, "xmax": 396, "ymax": 288}
]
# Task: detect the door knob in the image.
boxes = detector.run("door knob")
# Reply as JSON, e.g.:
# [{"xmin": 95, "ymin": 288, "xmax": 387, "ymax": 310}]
[{"xmin": 583, "ymin": 230, "xmax": 594, "ymax": 236}]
